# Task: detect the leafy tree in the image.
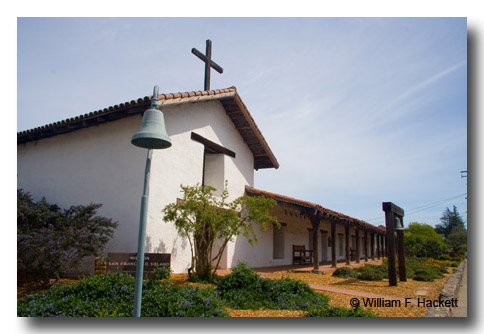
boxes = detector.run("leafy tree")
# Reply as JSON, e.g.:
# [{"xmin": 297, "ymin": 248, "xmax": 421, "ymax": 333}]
[
  {"xmin": 445, "ymin": 231, "xmax": 467, "ymax": 254},
  {"xmin": 403, "ymin": 222, "xmax": 447, "ymax": 258},
  {"xmin": 17, "ymin": 189, "xmax": 118, "ymax": 288},
  {"xmin": 163, "ymin": 183, "xmax": 277, "ymax": 282},
  {"xmin": 435, "ymin": 206, "xmax": 466, "ymax": 237}
]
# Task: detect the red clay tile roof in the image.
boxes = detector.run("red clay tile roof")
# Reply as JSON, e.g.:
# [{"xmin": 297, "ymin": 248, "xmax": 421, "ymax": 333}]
[
  {"xmin": 245, "ymin": 186, "xmax": 385, "ymax": 233},
  {"xmin": 17, "ymin": 87, "xmax": 279, "ymax": 170}
]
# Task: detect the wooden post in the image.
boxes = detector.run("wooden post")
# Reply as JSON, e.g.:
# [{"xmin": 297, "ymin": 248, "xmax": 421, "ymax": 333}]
[
  {"xmin": 384, "ymin": 209, "xmax": 397, "ymax": 286},
  {"xmin": 311, "ymin": 216, "xmax": 321, "ymax": 273},
  {"xmin": 331, "ymin": 220, "xmax": 337, "ymax": 268},
  {"xmin": 382, "ymin": 202, "xmax": 404, "ymax": 287},
  {"xmin": 355, "ymin": 229, "xmax": 360, "ymax": 263},
  {"xmin": 396, "ymin": 216, "xmax": 407, "ymax": 282},
  {"xmin": 377, "ymin": 234, "xmax": 381, "ymax": 259},
  {"xmin": 383, "ymin": 235, "xmax": 386, "ymax": 257},
  {"xmin": 364, "ymin": 230, "xmax": 369, "ymax": 262},
  {"xmin": 371, "ymin": 232, "xmax": 375, "ymax": 260},
  {"xmin": 345, "ymin": 223, "xmax": 350, "ymax": 265}
]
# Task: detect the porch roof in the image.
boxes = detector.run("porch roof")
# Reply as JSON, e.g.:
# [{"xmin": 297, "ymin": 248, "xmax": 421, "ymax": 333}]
[{"xmin": 245, "ymin": 186, "xmax": 385, "ymax": 234}]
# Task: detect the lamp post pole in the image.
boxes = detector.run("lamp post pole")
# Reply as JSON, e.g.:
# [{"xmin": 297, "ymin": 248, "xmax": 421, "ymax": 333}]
[
  {"xmin": 133, "ymin": 149, "xmax": 153, "ymax": 317},
  {"xmin": 131, "ymin": 85, "xmax": 171, "ymax": 317}
]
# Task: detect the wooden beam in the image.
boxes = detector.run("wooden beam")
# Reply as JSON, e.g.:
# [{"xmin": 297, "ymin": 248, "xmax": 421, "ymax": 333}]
[{"xmin": 191, "ymin": 132, "xmax": 236, "ymax": 158}]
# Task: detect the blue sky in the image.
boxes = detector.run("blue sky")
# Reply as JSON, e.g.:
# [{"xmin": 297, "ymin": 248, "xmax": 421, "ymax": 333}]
[{"xmin": 17, "ymin": 17, "xmax": 467, "ymax": 228}]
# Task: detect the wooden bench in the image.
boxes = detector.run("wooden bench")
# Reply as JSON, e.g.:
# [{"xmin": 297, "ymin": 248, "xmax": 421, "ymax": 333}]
[{"xmin": 292, "ymin": 245, "xmax": 313, "ymax": 265}]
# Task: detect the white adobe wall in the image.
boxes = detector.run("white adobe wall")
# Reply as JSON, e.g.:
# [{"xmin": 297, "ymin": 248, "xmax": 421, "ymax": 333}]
[
  {"xmin": 17, "ymin": 99, "xmax": 255, "ymax": 274},
  {"xmin": 134, "ymin": 99, "xmax": 255, "ymax": 273},
  {"xmin": 229, "ymin": 204, "xmax": 374, "ymax": 268},
  {"xmin": 17, "ymin": 116, "xmax": 148, "ymax": 260}
]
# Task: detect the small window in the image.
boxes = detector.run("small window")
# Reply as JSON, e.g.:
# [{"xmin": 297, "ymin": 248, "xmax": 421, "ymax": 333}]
[{"xmin": 273, "ymin": 224, "xmax": 285, "ymax": 259}]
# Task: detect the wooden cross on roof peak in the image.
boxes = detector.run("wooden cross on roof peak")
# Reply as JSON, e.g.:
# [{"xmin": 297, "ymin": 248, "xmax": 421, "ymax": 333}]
[{"xmin": 191, "ymin": 39, "xmax": 224, "ymax": 91}]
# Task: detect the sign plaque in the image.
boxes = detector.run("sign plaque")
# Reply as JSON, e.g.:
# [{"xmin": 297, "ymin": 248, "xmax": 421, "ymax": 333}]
[{"xmin": 107, "ymin": 252, "xmax": 171, "ymax": 277}]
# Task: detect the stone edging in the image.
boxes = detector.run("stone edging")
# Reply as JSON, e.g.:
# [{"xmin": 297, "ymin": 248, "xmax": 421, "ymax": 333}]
[{"xmin": 425, "ymin": 261, "xmax": 465, "ymax": 317}]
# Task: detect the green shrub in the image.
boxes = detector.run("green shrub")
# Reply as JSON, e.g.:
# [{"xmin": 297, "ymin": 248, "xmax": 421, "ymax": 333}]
[
  {"xmin": 357, "ymin": 265, "xmax": 384, "ymax": 281},
  {"xmin": 17, "ymin": 272, "xmax": 227, "ymax": 317},
  {"xmin": 152, "ymin": 266, "xmax": 171, "ymax": 281},
  {"xmin": 332, "ymin": 267, "xmax": 358, "ymax": 278},
  {"xmin": 306, "ymin": 305, "xmax": 376, "ymax": 317},
  {"xmin": 438, "ymin": 254, "xmax": 452, "ymax": 261},
  {"xmin": 413, "ymin": 268, "xmax": 439, "ymax": 282},
  {"xmin": 17, "ymin": 190, "xmax": 118, "ymax": 288},
  {"xmin": 216, "ymin": 263, "xmax": 330, "ymax": 310}
]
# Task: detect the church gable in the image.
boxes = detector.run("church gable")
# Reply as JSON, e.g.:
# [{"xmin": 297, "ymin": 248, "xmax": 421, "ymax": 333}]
[{"xmin": 17, "ymin": 87, "xmax": 279, "ymax": 170}]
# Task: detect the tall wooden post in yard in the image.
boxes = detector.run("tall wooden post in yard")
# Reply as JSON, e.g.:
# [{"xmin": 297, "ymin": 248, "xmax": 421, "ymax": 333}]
[
  {"xmin": 382, "ymin": 202, "xmax": 405, "ymax": 287},
  {"xmin": 396, "ymin": 217, "xmax": 407, "ymax": 282}
]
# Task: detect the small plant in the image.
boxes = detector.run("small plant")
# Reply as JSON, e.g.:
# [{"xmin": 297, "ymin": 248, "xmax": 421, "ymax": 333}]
[
  {"xmin": 413, "ymin": 268, "xmax": 438, "ymax": 282},
  {"xmin": 357, "ymin": 265, "xmax": 383, "ymax": 281},
  {"xmin": 332, "ymin": 267, "xmax": 358, "ymax": 278},
  {"xmin": 152, "ymin": 266, "xmax": 171, "ymax": 281},
  {"xmin": 438, "ymin": 254, "xmax": 452, "ymax": 261}
]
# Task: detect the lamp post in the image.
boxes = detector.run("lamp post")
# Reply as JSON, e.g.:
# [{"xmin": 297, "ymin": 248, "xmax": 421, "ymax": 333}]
[{"xmin": 131, "ymin": 86, "xmax": 171, "ymax": 317}]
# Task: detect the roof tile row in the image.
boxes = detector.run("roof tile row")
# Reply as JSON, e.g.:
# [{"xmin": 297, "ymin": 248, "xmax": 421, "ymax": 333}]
[{"xmin": 245, "ymin": 186, "xmax": 385, "ymax": 233}]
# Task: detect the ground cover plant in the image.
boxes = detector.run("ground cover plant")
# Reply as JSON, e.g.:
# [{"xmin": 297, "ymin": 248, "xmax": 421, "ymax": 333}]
[
  {"xmin": 216, "ymin": 262, "xmax": 330, "ymax": 311},
  {"xmin": 17, "ymin": 272, "xmax": 227, "ymax": 317}
]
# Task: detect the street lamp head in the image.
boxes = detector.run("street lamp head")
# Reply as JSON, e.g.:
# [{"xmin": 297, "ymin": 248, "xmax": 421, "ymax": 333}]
[{"xmin": 131, "ymin": 86, "xmax": 172, "ymax": 149}]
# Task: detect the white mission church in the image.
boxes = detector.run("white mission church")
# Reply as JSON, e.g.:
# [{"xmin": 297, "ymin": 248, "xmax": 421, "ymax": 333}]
[{"xmin": 17, "ymin": 86, "xmax": 387, "ymax": 274}]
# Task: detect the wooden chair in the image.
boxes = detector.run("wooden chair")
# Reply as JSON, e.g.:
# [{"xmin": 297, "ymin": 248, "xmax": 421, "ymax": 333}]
[{"xmin": 292, "ymin": 245, "xmax": 313, "ymax": 265}]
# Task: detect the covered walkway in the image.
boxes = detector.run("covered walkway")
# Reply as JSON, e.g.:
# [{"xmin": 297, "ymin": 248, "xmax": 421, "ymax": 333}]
[{"xmin": 245, "ymin": 186, "xmax": 387, "ymax": 274}]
